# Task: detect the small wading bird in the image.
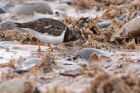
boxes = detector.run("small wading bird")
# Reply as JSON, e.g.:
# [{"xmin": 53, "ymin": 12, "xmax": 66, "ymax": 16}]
[{"xmin": 0, "ymin": 18, "xmax": 85, "ymax": 51}]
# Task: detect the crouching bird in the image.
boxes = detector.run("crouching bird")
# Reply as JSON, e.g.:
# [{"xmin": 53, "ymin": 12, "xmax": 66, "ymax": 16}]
[{"xmin": 0, "ymin": 18, "xmax": 85, "ymax": 51}]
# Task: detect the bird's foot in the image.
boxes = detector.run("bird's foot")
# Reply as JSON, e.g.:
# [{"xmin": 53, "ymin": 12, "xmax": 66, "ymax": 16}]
[
  {"xmin": 48, "ymin": 48, "xmax": 53, "ymax": 53},
  {"xmin": 31, "ymin": 49, "xmax": 46, "ymax": 57},
  {"xmin": 47, "ymin": 43, "xmax": 53, "ymax": 52},
  {"xmin": 37, "ymin": 48, "xmax": 42, "ymax": 52},
  {"xmin": 53, "ymin": 46, "xmax": 60, "ymax": 51}
]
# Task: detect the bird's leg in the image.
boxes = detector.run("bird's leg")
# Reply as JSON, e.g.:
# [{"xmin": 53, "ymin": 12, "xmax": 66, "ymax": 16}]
[
  {"xmin": 37, "ymin": 39, "xmax": 41, "ymax": 51},
  {"xmin": 31, "ymin": 39, "xmax": 43, "ymax": 57},
  {"xmin": 47, "ymin": 43, "xmax": 53, "ymax": 52},
  {"xmin": 36, "ymin": 39, "xmax": 47, "ymax": 57}
]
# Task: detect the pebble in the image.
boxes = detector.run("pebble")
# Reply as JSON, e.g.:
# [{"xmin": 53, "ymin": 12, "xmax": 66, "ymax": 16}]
[
  {"xmin": 59, "ymin": 0, "xmax": 71, "ymax": 5},
  {"xmin": 97, "ymin": 21, "xmax": 111, "ymax": 29},
  {"xmin": 11, "ymin": 1, "xmax": 53, "ymax": 16},
  {"xmin": 76, "ymin": 48, "xmax": 112, "ymax": 60},
  {"xmin": 59, "ymin": 64, "xmax": 83, "ymax": 76},
  {"xmin": 57, "ymin": 60, "xmax": 83, "ymax": 76},
  {"xmin": 117, "ymin": 14, "xmax": 127, "ymax": 21},
  {"xmin": 111, "ymin": 16, "xmax": 140, "ymax": 41},
  {"xmin": 15, "ymin": 58, "xmax": 41, "ymax": 73}
]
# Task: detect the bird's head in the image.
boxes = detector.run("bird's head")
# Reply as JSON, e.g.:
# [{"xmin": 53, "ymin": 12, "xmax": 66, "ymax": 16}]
[{"xmin": 0, "ymin": 21, "xmax": 17, "ymax": 31}]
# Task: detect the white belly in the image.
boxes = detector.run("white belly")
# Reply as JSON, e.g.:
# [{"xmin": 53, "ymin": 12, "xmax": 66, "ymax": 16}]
[
  {"xmin": 20, "ymin": 28, "xmax": 65, "ymax": 44},
  {"xmin": 38, "ymin": 33, "xmax": 64, "ymax": 44}
]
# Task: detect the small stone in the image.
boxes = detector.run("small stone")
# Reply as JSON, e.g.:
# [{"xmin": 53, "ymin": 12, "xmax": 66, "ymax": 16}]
[
  {"xmin": 111, "ymin": 16, "xmax": 140, "ymax": 41},
  {"xmin": 11, "ymin": 1, "xmax": 53, "ymax": 16},
  {"xmin": 59, "ymin": 64, "xmax": 83, "ymax": 76},
  {"xmin": 59, "ymin": 0, "xmax": 72, "ymax": 5},
  {"xmin": 57, "ymin": 60, "xmax": 83, "ymax": 76},
  {"xmin": 15, "ymin": 58, "xmax": 41, "ymax": 73},
  {"xmin": 97, "ymin": 21, "xmax": 111, "ymax": 29},
  {"xmin": 76, "ymin": 48, "xmax": 112, "ymax": 60},
  {"xmin": 117, "ymin": 14, "xmax": 127, "ymax": 21}
]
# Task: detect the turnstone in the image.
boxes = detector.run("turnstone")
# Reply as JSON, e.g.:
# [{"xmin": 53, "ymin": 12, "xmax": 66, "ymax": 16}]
[{"xmin": 0, "ymin": 18, "xmax": 85, "ymax": 50}]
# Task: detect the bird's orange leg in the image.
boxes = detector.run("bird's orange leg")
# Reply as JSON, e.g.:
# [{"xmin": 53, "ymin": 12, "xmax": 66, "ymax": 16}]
[
  {"xmin": 36, "ymin": 39, "xmax": 41, "ymax": 51},
  {"xmin": 36, "ymin": 39, "xmax": 42, "ymax": 57},
  {"xmin": 48, "ymin": 43, "xmax": 53, "ymax": 51}
]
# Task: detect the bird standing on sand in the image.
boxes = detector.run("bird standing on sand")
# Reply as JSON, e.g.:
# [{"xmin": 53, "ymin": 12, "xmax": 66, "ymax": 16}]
[{"xmin": 0, "ymin": 18, "xmax": 85, "ymax": 51}]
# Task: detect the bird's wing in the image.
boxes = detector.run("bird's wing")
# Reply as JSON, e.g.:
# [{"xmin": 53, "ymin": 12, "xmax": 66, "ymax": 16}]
[{"xmin": 16, "ymin": 18, "xmax": 68, "ymax": 36}]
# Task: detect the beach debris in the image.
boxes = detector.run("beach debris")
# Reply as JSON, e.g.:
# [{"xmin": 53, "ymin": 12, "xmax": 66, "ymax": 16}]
[
  {"xmin": 130, "ymin": 0, "xmax": 140, "ymax": 9},
  {"xmin": 46, "ymin": 86, "xmax": 74, "ymax": 93},
  {"xmin": 111, "ymin": 16, "xmax": 140, "ymax": 41},
  {"xmin": 11, "ymin": 1, "xmax": 53, "ymax": 16},
  {"xmin": 71, "ymin": 0, "xmax": 94, "ymax": 9},
  {"xmin": 84, "ymin": 72, "xmax": 140, "ymax": 93},
  {"xmin": 89, "ymin": 25, "xmax": 101, "ymax": 34},
  {"xmin": 32, "ymin": 52, "xmax": 55, "ymax": 73},
  {"xmin": 102, "ymin": 4, "xmax": 128, "ymax": 19}
]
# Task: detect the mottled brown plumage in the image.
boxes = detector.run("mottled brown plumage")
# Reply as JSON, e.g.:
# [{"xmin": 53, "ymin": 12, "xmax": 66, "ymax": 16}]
[{"xmin": 16, "ymin": 18, "xmax": 69, "ymax": 36}]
